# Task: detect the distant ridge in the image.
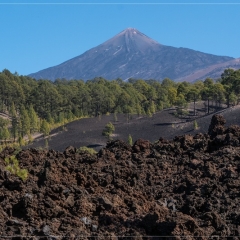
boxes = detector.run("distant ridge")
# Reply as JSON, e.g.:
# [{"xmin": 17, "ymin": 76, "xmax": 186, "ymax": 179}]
[
  {"xmin": 175, "ymin": 58, "xmax": 240, "ymax": 82},
  {"xmin": 29, "ymin": 28, "xmax": 235, "ymax": 81}
]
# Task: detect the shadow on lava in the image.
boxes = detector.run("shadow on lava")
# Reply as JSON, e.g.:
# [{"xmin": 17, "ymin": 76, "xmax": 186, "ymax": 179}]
[{"xmin": 87, "ymin": 144, "xmax": 103, "ymax": 148}]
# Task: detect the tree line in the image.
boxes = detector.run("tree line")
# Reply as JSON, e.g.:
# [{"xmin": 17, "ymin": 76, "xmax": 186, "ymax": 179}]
[{"xmin": 0, "ymin": 68, "xmax": 240, "ymax": 145}]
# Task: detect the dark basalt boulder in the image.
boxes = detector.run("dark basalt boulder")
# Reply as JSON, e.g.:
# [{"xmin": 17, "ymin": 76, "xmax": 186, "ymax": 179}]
[{"xmin": 208, "ymin": 114, "xmax": 226, "ymax": 139}]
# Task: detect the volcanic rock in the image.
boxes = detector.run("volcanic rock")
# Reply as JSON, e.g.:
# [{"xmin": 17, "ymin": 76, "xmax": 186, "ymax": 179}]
[{"xmin": 1, "ymin": 114, "xmax": 240, "ymax": 238}]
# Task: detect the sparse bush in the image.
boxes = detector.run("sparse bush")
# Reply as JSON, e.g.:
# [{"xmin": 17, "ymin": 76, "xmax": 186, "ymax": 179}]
[
  {"xmin": 114, "ymin": 112, "xmax": 118, "ymax": 122},
  {"xmin": 102, "ymin": 122, "xmax": 115, "ymax": 138},
  {"xmin": 5, "ymin": 155, "xmax": 28, "ymax": 181},
  {"xmin": 194, "ymin": 120, "xmax": 198, "ymax": 130},
  {"xmin": 13, "ymin": 146, "xmax": 22, "ymax": 155},
  {"xmin": 77, "ymin": 146, "xmax": 97, "ymax": 155},
  {"xmin": 128, "ymin": 134, "xmax": 133, "ymax": 146},
  {"xmin": 36, "ymin": 146, "xmax": 44, "ymax": 151},
  {"xmin": 176, "ymin": 108, "xmax": 189, "ymax": 117}
]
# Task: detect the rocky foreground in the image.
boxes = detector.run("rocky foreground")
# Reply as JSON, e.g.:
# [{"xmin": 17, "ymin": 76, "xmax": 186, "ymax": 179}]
[{"xmin": 1, "ymin": 115, "xmax": 240, "ymax": 239}]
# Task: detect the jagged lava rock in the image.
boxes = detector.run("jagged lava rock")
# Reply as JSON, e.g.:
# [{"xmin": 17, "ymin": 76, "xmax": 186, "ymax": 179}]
[{"xmin": 0, "ymin": 115, "xmax": 240, "ymax": 238}]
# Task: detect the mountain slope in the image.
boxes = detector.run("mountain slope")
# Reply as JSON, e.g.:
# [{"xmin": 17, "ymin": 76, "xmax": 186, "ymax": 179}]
[
  {"xmin": 29, "ymin": 28, "xmax": 234, "ymax": 81},
  {"xmin": 175, "ymin": 58, "xmax": 240, "ymax": 82}
]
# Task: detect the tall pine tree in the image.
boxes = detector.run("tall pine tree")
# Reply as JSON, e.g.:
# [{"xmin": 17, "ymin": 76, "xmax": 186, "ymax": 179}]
[
  {"xmin": 40, "ymin": 119, "xmax": 50, "ymax": 136},
  {"xmin": 19, "ymin": 105, "xmax": 30, "ymax": 137},
  {"xmin": 28, "ymin": 105, "xmax": 39, "ymax": 133}
]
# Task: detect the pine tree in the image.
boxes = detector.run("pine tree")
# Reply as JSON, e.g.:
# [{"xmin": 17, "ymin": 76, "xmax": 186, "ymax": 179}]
[
  {"xmin": 113, "ymin": 112, "xmax": 118, "ymax": 122},
  {"xmin": 136, "ymin": 103, "xmax": 142, "ymax": 116},
  {"xmin": 28, "ymin": 105, "xmax": 39, "ymax": 133},
  {"xmin": 128, "ymin": 134, "xmax": 133, "ymax": 146},
  {"xmin": 20, "ymin": 105, "xmax": 30, "ymax": 137},
  {"xmin": 40, "ymin": 119, "xmax": 50, "ymax": 136},
  {"xmin": 2, "ymin": 128, "xmax": 10, "ymax": 141},
  {"xmin": 11, "ymin": 116, "xmax": 18, "ymax": 141},
  {"xmin": 194, "ymin": 120, "xmax": 198, "ymax": 130},
  {"xmin": 18, "ymin": 136, "xmax": 25, "ymax": 146},
  {"xmin": 58, "ymin": 112, "xmax": 65, "ymax": 123},
  {"xmin": 146, "ymin": 108, "xmax": 152, "ymax": 117},
  {"xmin": 18, "ymin": 118, "xmax": 23, "ymax": 138},
  {"xmin": 0, "ymin": 118, "xmax": 10, "ymax": 142},
  {"xmin": 149, "ymin": 101, "xmax": 156, "ymax": 114},
  {"xmin": 10, "ymin": 103, "xmax": 18, "ymax": 141},
  {"xmin": 46, "ymin": 112, "xmax": 54, "ymax": 125},
  {"xmin": 102, "ymin": 122, "xmax": 115, "ymax": 138},
  {"xmin": 9, "ymin": 102, "xmax": 17, "ymax": 117}
]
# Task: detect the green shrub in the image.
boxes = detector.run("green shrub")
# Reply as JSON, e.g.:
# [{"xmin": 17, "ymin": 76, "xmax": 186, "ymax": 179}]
[
  {"xmin": 128, "ymin": 134, "xmax": 133, "ymax": 146},
  {"xmin": 5, "ymin": 155, "xmax": 28, "ymax": 181},
  {"xmin": 13, "ymin": 145, "xmax": 22, "ymax": 155},
  {"xmin": 102, "ymin": 122, "xmax": 115, "ymax": 138},
  {"xmin": 28, "ymin": 134, "xmax": 33, "ymax": 143},
  {"xmin": 194, "ymin": 120, "xmax": 198, "ymax": 130},
  {"xmin": 175, "ymin": 108, "xmax": 189, "ymax": 117},
  {"xmin": 40, "ymin": 119, "xmax": 50, "ymax": 136},
  {"xmin": 113, "ymin": 112, "xmax": 118, "ymax": 122},
  {"xmin": 146, "ymin": 109, "xmax": 152, "ymax": 117},
  {"xmin": 77, "ymin": 146, "xmax": 97, "ymax": 155},
  {"xmin": 18, "ymin": 136, "xmax": 25, "ymax": 147}
]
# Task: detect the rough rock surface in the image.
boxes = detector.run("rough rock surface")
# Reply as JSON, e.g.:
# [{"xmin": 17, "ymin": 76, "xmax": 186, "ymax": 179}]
[{"xmin": 1, "ymin": 114, "xmax": 240, "ymax": 239}]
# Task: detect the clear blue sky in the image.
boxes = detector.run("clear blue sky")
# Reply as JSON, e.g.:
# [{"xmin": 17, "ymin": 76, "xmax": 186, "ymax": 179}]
[{"xmin": 1, "ymin": 0, "xmax": 240, "ymax": 76}]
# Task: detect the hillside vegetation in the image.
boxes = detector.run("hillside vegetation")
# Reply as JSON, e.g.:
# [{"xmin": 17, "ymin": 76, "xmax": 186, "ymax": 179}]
[{"xmin": 0, "ymin": 68, "xmax": 240, "ymax": 150}]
